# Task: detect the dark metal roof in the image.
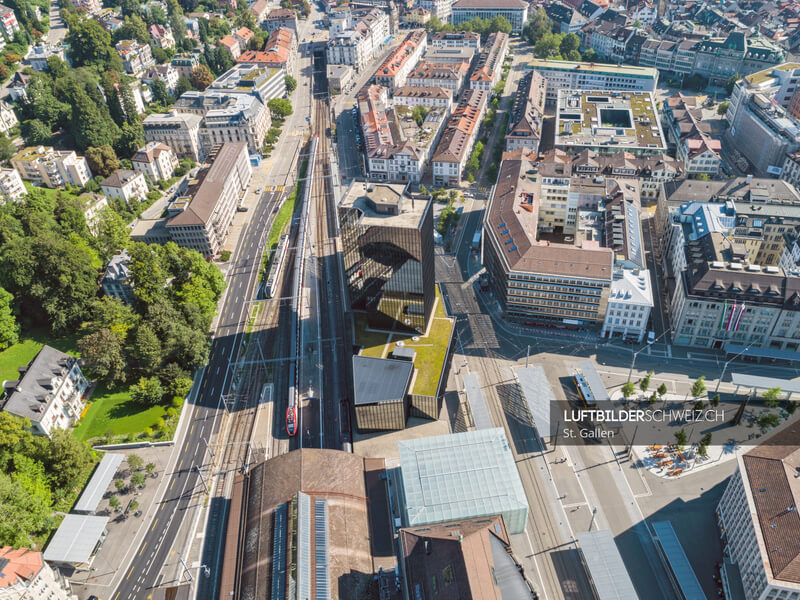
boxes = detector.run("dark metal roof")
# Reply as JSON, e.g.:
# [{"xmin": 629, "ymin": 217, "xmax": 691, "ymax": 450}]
[{"xmin": 353, "ymin": 356, "xmax": 413, "ymax": 405}]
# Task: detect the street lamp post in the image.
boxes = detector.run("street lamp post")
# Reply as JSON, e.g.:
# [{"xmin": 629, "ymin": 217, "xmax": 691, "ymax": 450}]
[
  {"xmin": 627, "ymin": 328, "xmax": 672, "ymax": 382},
  {"xmin": 713, "ymin": 344, "xmax": 752, "ymax": 396}
]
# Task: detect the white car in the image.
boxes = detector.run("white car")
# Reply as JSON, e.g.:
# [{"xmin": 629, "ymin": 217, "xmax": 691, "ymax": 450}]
[{"xmin": 647, "ymin": 331, "xmax": 655, "ymax": 344}]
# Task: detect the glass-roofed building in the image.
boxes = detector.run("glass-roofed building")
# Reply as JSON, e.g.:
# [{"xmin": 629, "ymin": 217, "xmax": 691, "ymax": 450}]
[{"xmin": 398, "ymin": 428, "xmax": 529, "ymax": 534}]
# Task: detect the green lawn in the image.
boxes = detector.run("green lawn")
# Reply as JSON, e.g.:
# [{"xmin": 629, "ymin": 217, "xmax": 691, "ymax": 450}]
[
  {"xmin": 353, "ymin": 286, "xmax": 454, "ymax": 396},
  {"xmin": 0, "ymin": 330, "xmax": 80, "ymax": 383},
  {"xmin": 73, "ymin": 383, "xmax": 168, "ymax": 442}
]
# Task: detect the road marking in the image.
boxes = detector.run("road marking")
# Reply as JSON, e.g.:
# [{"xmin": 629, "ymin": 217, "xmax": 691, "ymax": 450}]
[
  {"xmin": 126, "ymin": 566, "xmax": 135, "ymax": 580},
  {"xmin": 151, "ymin": 518, "xmax": 159, "ymax": 531},
  {"xmin": 178, "ymin": 459, "xmax": 183, "ymax": 470},
  {"xmin": 190, "ymin": 424, "xmax": 195, "ymax": 434},
  {"xmin": 170, "ymin": 477, "xmax": 176, "ymax": 490}
]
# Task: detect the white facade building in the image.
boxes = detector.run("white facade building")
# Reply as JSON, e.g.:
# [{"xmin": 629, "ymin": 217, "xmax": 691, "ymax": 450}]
[
  {"xmin": 100, "ymin": 169, "xmax": 148, "ymax": 202},
  {"xmin": 601, "ymin": 269, "xmax": 653, "ymax": 341},
  {"xmin": 143, "ymin": 112, "xmax": 203, "ymax": 161},
  {"xmin": 1, "ymin": 346, "xmax": 88, "ymax": 437},
  {"xmin": 0, "ymin": 167, "xmax": 25, "ymax": 202},
  {"xmin": 450, "ymin": 0, "xmax": 528, "ymax": 32},
  {"xmin": 116, "ymin": 40, "xmax": 155, "ymax": 75},
  {"xmin": 131, "ymin": 142, "xmax": 179, "ymax": 182},
  {"xmin": 10, "ymin": 146, "xmax": 92, "ymax": 189},
  {"xmin": 0, "ymin": 547, "xmax": 77, "ymax": 600}
]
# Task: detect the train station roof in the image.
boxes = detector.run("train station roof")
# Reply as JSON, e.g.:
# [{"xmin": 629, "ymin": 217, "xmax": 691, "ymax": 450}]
[
  {"xmin": 73, "ymin": 453, "xmax": 124, "ymax": 514},
  {"xmin": 43, "ymin": 515, "xmax": 109, "ymax": 566},
  {"xmin": 730, "ymin": 372, "xmax": 800, "ymax": 394},
  {"xmin": 576, "ymin": 530, "xmax": 639, "ymax": 600},
  {"xmin": 515, "ymin": 365, "xmax": 554, "ymax": 438}
]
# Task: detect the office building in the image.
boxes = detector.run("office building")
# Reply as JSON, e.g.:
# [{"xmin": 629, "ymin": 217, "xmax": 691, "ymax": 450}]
[
  {"xmin": 717, "ymin": 428, "xmax": 800, "ymax": 600},
  {"xmin": 207, "ymin": 63, "xmax": 286, "ymax": 104},
  {"xmin": 0, "ymin": 346, "xmax": 88, "ymax": 437},
  {"xmin": 483, "ymin": 150, "xmax": 617, "ymax": 324},
  {"xmin": 505, "ymin": 70, "xmax": 546, "ymax": 153},
  {"xmin": 143, "ymin": 112, "xmax": 203, "ymax": 161},
  {"xmin": 693, "ymin": 32, "xmax": 784, "ymax": 87},
  {"xmin": 451, "ymin": 0, "xmax": 528, "ymax": 32},
  {"xmin": 429, "ymin": 30, "xmax": 481, "ymax": 50},
  {"xmin": 398, "ymin": 429, "xmax": 529, "ymax": 534},
  {"xmin": 469, "ymin": 31, "xmax": 508, "ymax": 90},
  {"xmin": 338, "ymin": 182, "xmax": 435, "ymax": 334},
  {"xmin": 726, "ymin": 63, "xmax": 800, "ymax": 176},
  {"xmin": 374, "ymin": 29, "xmax": 427, "ymax": 92},
  {"xmin": 11, "ymin": 146, "xmax": 92, "ymax": 189},
  {"xmin": 530, "ymin": 59, "xmax": 658, "ymax": 104},
  {"xmin": 431, "ymin": 88, "xmax": 488, "ymax": 186},
  {"xmin": 601, "ymin": 269, "xmax": 653, "ymax": 341},
  {"xmin": 352, "ymin": 355, "xmax": 413, "ymax": 431},
  {"xmin": 423, "ymin": 46, "xmax": 475, "ymax": 66},
  {"xmin": 165, "ymin": 142, "xmax": 251, "ymax": 257},
  {"xmin": 326, "ymin": 63, "xmax": 354, "ymax": 94},
  {"xmin": 554, "ymin": 89, "xmax": 666, "ymax": 155},
  {"xmin": 0, "ymin": 547, "xmax": 76, "ymax": 600},
  {"xmin": 0, "ymin": 167, "xmax": 25, "ymax": 201},
  {"xmin": 217, "ymin": 449, "xmax": 395, "ymax": 600}
]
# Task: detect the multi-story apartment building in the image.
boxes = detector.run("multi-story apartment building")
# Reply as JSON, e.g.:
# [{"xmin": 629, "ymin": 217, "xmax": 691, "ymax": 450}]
[
  {"xmin": 392, "ymin": 85, "xmax": 453, "ymax": 110},
  {"xmin": 207, "ymin": 63, "xmax": 286, "ymax": 104},
  {"xmin": 237, "ymin": 27, "xmax": 297, "ymax": 77},
  {"xmin": 263, "ymin": 8, "xmax": 297, "ymax": 32},
  {"xmin": 100, "ymin": 250, "xmax": 135, "ymax": 304},
  {"xmin": 357, "ymin": 84, "xmax": 448, "ymax": 183},
  {"xmin": 0, "ymin": 345, "xmax": 88, "ymax": 437},
  {"xmin": 483, "ymin": 151, "xmax": 615, "ymax": 324},
  {"xmin": 165, "ymin": 142, "xmax": 252, "ymax": 257},
  {"xmin": 423, "ymin": 46, "xmax": 475, "ymax": 66},
  {"xmin": 0, "ymin": 99, "xmax": 16, "ymax": 136},
  {"xmin": 781, "ymin": 151, "xmax": 800, "ymax": 190},
  {"xmin": 100, "ymin": 169, "xmax": 148, "ymax": 203},
  {"xmin": 326, "ymin": 8, "xmax": 390, "ymax": 73},
  {"xmin": 0, "ymin": 167, "xmax": 25, "ymax": 201},
  {"xmin": 401, "ymin": 7, "xmax": 430, "ymax": 25},
  {"xmin": 143, "ymin": 112, "xmax": 203, "ymax": 161},
  {"xmin": 469, "ymin": 31, "xmax": 508, "ymax": 90},
  {"xmin": 451, "ymin": 0, "xmax": 528, "ymax": 32},
  {"xmin": 374, "ymin": 29, "xmax": 427, "ymax": 92},
  {"xmin": 10, "ymin": 146, "xmax": 92, "ymax": 189},
  {"xmin": 218, "ymin": 35, "xmax": 242, "ymax": 60},
  {"xmin": 717, "ymin": 430, "xmax": 800, "ymax": 600},
  {"xmin": 338, "ymin": 182, "xmax": 435, "ymax": 333},
  {"xmin": 171, "ymin": 53, "xmax": 199, "ymax": 79},
  {"xmin": 530, "ymin": 59, "xmax": 658, "ymax": 104},
  {"xmin": 0, "ymin": 4, "xmax": 19, "ymax": 40},
  {"xmin": 142, "ymin": 64, "xmax": 180, "ymax": 93},
  {"xmin": 79, "ymin": 192, "xmax": 108, "ymax": 233},
  {"xmin": 406, "ymin": 60, "xmax": 469, "ymax": 95},
  {"xmin": 132, "ymin": 142, "xmax": 179, "ymax": 182},
  {"xmin": 663, "ymin": 93, "xmax": 722, "ymax": 176},
  {"xmin": 505, "ymin": 70, "xmax": 546, "ymax": 153},
  {"xmin": 419, "ymin": 0, "xmax": 453, "ymax": 22},
  {"xmin": 726, "ymin": 63, "xmax": 800, "ymax": 176},
  {"xmin": 429, "ymin": 30, "xmax": 480, "ymax": 50},
  {"xmin": 0, "ymin": 546, "xmax": 77, "ymax": 599},
  {"xmin": 779, "ymin": 230, "xmax": 800, "ymax": 275},
  {"xmin": 148, "ymin": 23, "xmax": 175, "ymax": 49},
  {"xmin": 431, "ymin": 88, "xmax": 488, "ymax": 186},
  {"xmin": 68, "ymin": 0, "xmax": 101, "ymax": 14},
  {"xmin": 116, "ymin": 39, "xmax": 155, "ymax": 74}
]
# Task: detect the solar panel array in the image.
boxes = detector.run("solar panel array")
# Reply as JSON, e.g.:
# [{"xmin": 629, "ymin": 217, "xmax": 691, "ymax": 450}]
[
  {"xmin": 314, "ymin": 499, "xmax": 330, "ymax": 600},
  {"xmin": 297, "ymin": 492, "xmax": 311, "ymax": 600},
  {"xmin": 271, "ymin": 503, "xmax": 287, "ymax": 600}
]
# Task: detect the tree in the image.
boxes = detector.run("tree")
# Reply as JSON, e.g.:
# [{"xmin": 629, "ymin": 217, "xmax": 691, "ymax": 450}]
[
  {"xmin": 89, "ymin": 297, "xmax": 138, "ymax": 340},
  {"xmin": 0, "ymin": 286, "xmax": 17, "ymax": 350},
  {"xmin": 697, "ymin": 442, "xmax": 708, "ymax": 458},
  {"xmin": 559, "ymin": 33, "xmax": 579, "ymax": 56},
  {"xmin": 20, "ymin": 118, "xmax": 52, "ymax": 145},
  {"xmin": 717, "ymin": 101, "xmax": 729, "ymax": 115},
  {"xmin": 44, "ymin": 428, "xmax": 92, "ymax": 490},
  {"xmin": 69, "ymin": 86, "xmax": 121, "ymax": 151},
  {"xmin": 710, "ymin": 393, "xmax": 720, "ymax": 407},
  {"xmin": 763, "ymin": 387, "xmax": 782, "ymax": 408},
  {"xmin": 190, "ymin": 64, "xmax": 213, "ymax": 90},
  {"xmin": 701, "ymin": 432, "xmax": 712, "ymax": 447},
  {"xmin": 284, "ymin": 75, "xmax": 297, "ymax": 92},
  {"xmin": 267, "ymin": 98, "xmax": 293, "ymax": 118},
  {"xmin": 0, "ymin": 135, "xmax": 12, "ymax": 163},
  {"xmin": 94, "ymin": 208, "xmax": 129, "ymax": 260},
  {"xmin": 639, "ymin": 370, "xmax": 653, "ymax": 394},
  {"xmin": 487, "ymin": 162, "xmax": 498, "ymax": 183},
  {"xmin": 175, "ymin": 76, "xmax": 193, "ymax": 97},
  {"xmin": 151, "ymin": 78, "xmax": 172, "ymax": 106},
  {"xmin": 86, "ymin": 145, "xmax": 120, "ymax": 178},
  {"xmin": 522, "ymin": 7, "xmax": 550, "ymax": 45},
  {"xmin": 128, "ymin": 498, "xmax": 139, "ymax": 514},
  {"xmin": 131, "ymin": 471, "xmax": 146, "ymax": 488},
  {"xmin": 130, "ymin": 376, "xmax": 165, "ymax": 406},
  {"xmin": 109, "ymin": 495, "xmax": 121, "ymax": 511},
  {"xmin": 127, "ymin": 453, "xmax": 143, "ymax": 472},
  {"xmin": 725, "ymin": 73, "xmax": 742, "ymax": 95},
  {"xmin": 690, "ymin": 376, "xmax": 706, "ymax": 399},
  {"xmin": 78, "ymin": 328, "xmax": 127, "ymax": 384},
  {"xmin": 116, "ymin": 121, "xmax": 145, "ymax": 158},
  {"xmin": 411, "ymin": 104, "xmax": 429, "ymax": 127},
  {"xmin": 130, "ymin": 323, "xmax": 164, "ymax": 372},
  {"xmin": 621, "ymin": 381, "xmax": 635, "ymax": 399},
  {"xmin": 693, "ymin": 400, "xmax": 704, "ymax": 412},
  {"xmin": 581, "ymin": 48, "xmax": 598, "ymax": 62},
  {"xmin": 114, "ymin": 478, "xmax": 125, "ymax": 492},
  {"xmin": 120, "ymin": 0, "xmax": 143, "ymax": 18},
  {"xmin": 113, "ymin": 15, "xmax": 150, "ymax": 44},
  {"xmin": 674, "ymin": 429, "xmax": 687, "ymax": 447},
  {"xmin": 489, "ymin": 15, "xmax": 511, "ymax": 34},
  {"xmin": 128, "ymin": 242, "xmax": 167, "ymax": 304},
  {"xmin": 534, "ymin": 32, "xmax": 564, "ymax": 59},
  {"xmin": 66, "ymin": 20, "xmax": 119, "ymax": 70},
  {"xmin": 145, "ymin": 462, "xmax": 156, "ymax": 477}
]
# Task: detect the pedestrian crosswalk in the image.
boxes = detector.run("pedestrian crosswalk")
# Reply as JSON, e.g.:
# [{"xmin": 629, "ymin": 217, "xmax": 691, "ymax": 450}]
[{"xmin": 262, "ymin": 185, "xmax": 285, "ymax": 192}]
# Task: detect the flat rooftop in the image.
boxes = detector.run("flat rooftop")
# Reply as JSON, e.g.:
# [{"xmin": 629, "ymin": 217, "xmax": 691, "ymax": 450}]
[
  {"xmin": 529, "ymin": 58, "xmax": 658, "ymax": 79},
  {"xmin": 555, "ymin": 89, "xmax": 666, "ymax": 152},
  {"xmin": 340, "ymin": 182, "xmax": 429, "ymax": 229}
]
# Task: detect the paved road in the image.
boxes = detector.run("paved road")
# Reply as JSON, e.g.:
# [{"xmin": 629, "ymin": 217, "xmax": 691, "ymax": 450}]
[
  {"xmin": 110, "ymin": 189, "xmax": 283, "ymax": 600},
  {"xmin": 45, "ymin": 0, "xmax": 67, "ymax": 44}
]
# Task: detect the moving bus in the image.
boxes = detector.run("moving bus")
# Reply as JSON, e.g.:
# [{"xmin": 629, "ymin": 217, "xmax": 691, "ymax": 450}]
[{"xmin": 573, "ymin": 373, "xmax": 596, "ymax": 408}]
